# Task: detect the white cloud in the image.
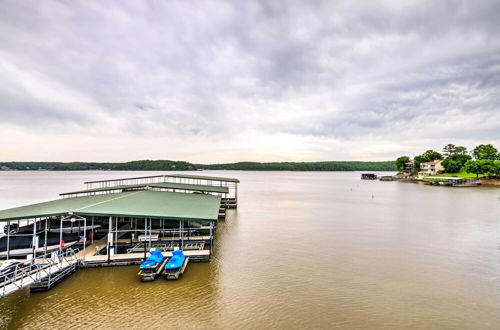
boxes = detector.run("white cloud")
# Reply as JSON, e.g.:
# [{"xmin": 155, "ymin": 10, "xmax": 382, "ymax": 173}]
[{"xmin": 0, "ymin": 0, "xmax": 499, "ymax": 162}]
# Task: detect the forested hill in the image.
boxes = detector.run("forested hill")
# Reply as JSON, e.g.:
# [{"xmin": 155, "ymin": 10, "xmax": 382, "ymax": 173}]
[
  {"xmin": 196, "ymin": 161, "xmax": 396, "ymax": 171},
  {"xmin": 1, "ymin": 160, "xmax": 396, "ymax": 171},
  {"xmin": 0, "ymin": 160, "xmax": 196, "ymax": 171}
]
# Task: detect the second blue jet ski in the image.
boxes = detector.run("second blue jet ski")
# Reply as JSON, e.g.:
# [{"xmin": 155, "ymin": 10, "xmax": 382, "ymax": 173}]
[
  {"xmin": 165, "ymin": 249, "xmax": 186, "ymax": 270},
  {"xmin": 163, "ymin": 249, "xmax": 189, "ymax": 280}
]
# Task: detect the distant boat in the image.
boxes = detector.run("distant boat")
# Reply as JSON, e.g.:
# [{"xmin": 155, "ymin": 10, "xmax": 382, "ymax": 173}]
[
  {"xmin": 47, "ymin": 225, "xmax": 101, "ymax": 234},
  {"xmin": 361, "ymin": 173, "xmax": 377, "ymax": 180},
  {"xmin": 4, "ymin": 221, "xmax": 101, "ymax": 235},
  {"xmin": 0, "ymin": 259, "xmax": 24, "ymax": 275},
  {"xmin": 165, "ymin": 249, "xmax": 186, "ymax": 270},
  {"xmin": 0, "ymin": 232, "xmax": 80, "ymax": 257}
]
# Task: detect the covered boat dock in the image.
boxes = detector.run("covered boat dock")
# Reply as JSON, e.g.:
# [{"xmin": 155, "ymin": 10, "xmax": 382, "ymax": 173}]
[
  {"xmin": 84, "ymin": 173, "xmax": 240, "ymax": 208},
  {"xmin": 0, "ymin": 173, "xmax": 239, "ymax": 297},
  {"xmin": 423, "ymin": 176, "xmax": 481, "ymax": 187},
  {"xmin": 0, "ymin": 189, "xmax": 222, "ymax": 264}
]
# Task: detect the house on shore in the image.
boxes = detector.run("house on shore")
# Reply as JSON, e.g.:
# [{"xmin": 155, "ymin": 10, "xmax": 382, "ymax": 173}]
[
  {"xmin": 404, "ymin": 161, "xmax": 414, "ymax": 174},
  {"xmin": 418, "ymin": 160, "xmax": 444, "ymax": 178}
]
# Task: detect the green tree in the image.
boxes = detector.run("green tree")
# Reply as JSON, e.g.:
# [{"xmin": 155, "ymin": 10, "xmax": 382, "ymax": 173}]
[
  {"xmin": 443, "ymin": 144, "xmax": 468, "ymax": 156},
  {"xmin": 413, "ymin": 150, "xmax": 443, "ymax": 171},
  {"xmin": 472, "ymin": 144, "xmax": 498, "ymax": 160},
  {"xmin": 422, "ymin": 150, "xmax": 443, "ymax": 161},
  {"xmin": 441, "ymin": 144, "xmax": 470, "ymax": 173},
  {"xmin": 454, "ymin": 146, "xmax": 468, "ymax": 155},
  {"xmin": 464, "ymin": 160, "xmax": 481, "ymax": 177},
  {"xmin": 395, "ymin": 156, "xmax": 410, "ymax": 172},
  {"xmin": 463, "ymin": 159, "xmax": 498, "ymax": 178},
  {"xmin": 494, "ymin": 161, "xmax": 500, "ymax": 176},
  {"xmin": 448, "ymin": 154, "xmax": 471, "ymax": 170},
  {"xmin": 441, "ymin": 159, "xmax": 462, "ymax": 173},
  {"xmin": 442, "ymin": 144, "xmax": 456, "ymax": 157},
  {"xmin": 478, "ymin": 159, "xmax": 496, "ymax": 178}
]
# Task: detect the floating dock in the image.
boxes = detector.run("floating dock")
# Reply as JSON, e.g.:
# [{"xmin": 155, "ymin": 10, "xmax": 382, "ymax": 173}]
[
  {"xmin": 138, "ymin": 257, "xmax": 168, "ymax": 282},
  {"xmin": 164, "ymin": 257, "xmax": 189, "ymax": 280}
]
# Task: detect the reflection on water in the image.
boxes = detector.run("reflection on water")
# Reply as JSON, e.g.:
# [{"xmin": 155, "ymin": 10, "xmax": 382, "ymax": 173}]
[{"xmin": 0, "ymin": 171, "xmax": 499, "ymax": 329}]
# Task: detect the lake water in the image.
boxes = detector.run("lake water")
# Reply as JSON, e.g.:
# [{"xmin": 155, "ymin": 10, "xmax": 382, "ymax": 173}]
[{"xmin": 0, "ymin": 171, "xmax": 499, "ymax": 329}]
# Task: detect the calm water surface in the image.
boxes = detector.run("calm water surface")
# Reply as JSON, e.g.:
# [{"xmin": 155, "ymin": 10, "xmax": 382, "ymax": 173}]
[{"xmin": 0, "ymin": 171, "xmax": 499, "ymax": 329}]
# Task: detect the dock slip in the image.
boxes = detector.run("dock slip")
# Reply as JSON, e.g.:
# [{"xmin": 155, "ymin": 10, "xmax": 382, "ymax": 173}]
[
  {"xmin": 138, "ymin": 250, "xmax": 167, "ymax": 282},
  {"xmin": 0, "ymin": 173, "xmax": 239, "ymax": 297}
]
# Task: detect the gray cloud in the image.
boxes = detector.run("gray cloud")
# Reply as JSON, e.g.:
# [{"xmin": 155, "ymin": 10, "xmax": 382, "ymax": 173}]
[{"xmin": 0, "ymin": 0, "xmax": 499, "ymax": 161}]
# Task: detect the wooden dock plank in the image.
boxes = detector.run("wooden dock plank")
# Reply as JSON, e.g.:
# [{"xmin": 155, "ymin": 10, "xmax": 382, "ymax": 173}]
[
  {"xmin": 115, "ymin": 236, "xmax": 211, "ymax": 244},
  {"xmin": 83, "ymin": 250, "xmax": 209, "ymax": 262}
]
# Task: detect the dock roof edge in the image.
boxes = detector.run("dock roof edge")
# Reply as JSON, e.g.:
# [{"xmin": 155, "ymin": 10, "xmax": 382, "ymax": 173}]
[
  {"xmin": 60, "ymin": 182, "xmax": 229, "ymax": 196},
  {"xmin": 84, "ymin": 173, "xmax": 240, "ymax": 184},
  {"xmin": 0, "ymin": 191, "xmax": 221, "ymax": 222}
]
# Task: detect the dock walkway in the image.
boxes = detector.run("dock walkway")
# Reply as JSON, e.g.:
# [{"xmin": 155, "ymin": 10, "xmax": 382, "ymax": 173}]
[
  {"xmin": 0, "ymin": 249, "xmax": 80, "ymax": 298},
  {"xmin": 81, "ymin": 250, "xmax": 210, "ymax": 267}
]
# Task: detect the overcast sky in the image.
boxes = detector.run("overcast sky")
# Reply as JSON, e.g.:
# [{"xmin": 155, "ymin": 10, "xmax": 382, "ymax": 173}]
[{"xmin": 0, "ymin": 0, "xmax": 499, "ymax": 163}]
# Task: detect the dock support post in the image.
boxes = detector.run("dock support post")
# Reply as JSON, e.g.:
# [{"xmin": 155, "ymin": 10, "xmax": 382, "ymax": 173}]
[
  {"xmin": 143, "ymin": 217, "xmax": 147, "ymax": 260},
  {"xmin": 235, "ymin": 183, "xmax": 238, "ymax": 207},
  {"xmin": 148, "ymin": 218, "xmax": 151, "ymax": 249},
  {"xmin": 59, "ymin": 216, "xmax": 63, "ymax": 253},
  {"xmin": 114, "ymin": 217, "xmax": 117, "ymax": 250},
  {"xmin": 182, "ymin": 220, "xmax": 184, "ymax": 250},
  {"xmin": 83, "ymin": 216, "xmax": 87, "ymax": 264},
  {"xmin": 32, "ymin": 218, "xmax": 36, "ymax": 260},
  {"xmin": 6, "ymin": 220, "xmax": 10, "ymax": 260},
  {"xmin": 107, "ymin": 216, "xmax": 112, "ymax": 264},
  {"xmin": 209, "ymin": 222, "xmax": 213, "ymax": 261},
  {"xmin": 44, "ymin": 217, "xmax": 48, "ymax": 257}
]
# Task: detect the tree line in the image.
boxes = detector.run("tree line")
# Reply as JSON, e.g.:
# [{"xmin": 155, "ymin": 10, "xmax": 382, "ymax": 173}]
[
  {"xmin": 197, "ymin": 161, "xmax": 396, "ymax": 171},
  {"xmin": 395, "ymin": 144, "xmax": 500, "ymax": 177},
  {"xmin": 1, "ymin": 160, "xmax": 397, "ymax": 172},
  {"xmin": 0, "ymin": 160, "xmax": 196, "ymax": 171}
]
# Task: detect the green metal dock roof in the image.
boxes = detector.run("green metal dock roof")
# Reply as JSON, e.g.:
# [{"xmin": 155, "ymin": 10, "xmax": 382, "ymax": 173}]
[
  {"xmin": 84, "ymin": 173, "xmax": 240, "ymax": 184},
  {"xmin": 60, "ymin": 182, "xmax": 229, "ymax": 196},
  {"xmin": 0, "ymin": 191, "xmax": 221, "ymax": 222}
]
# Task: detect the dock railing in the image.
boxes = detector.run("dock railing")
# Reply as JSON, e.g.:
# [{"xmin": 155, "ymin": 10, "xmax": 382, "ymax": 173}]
[{"xmin": 0, "ymin": 248, "xmax": 80, "ymax": 298}]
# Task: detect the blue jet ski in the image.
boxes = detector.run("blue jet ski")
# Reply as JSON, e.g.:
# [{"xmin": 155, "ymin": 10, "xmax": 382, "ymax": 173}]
[
  {"xmin": 140, "ymin": 250, "xmax": 164, "ymax": 269},
  {"xmin": 165, "ymin": 250, "xmax": 186, "ymax": 270}
]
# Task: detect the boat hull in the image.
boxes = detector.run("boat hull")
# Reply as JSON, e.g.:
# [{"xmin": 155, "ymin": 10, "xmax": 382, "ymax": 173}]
[
  {"xmin": 0, "ymin": 232, "xmax": 80, "ymax": 258},
  {"xmin": 0, "ymin": 241, "xmax": 78, "ymax": 258}
]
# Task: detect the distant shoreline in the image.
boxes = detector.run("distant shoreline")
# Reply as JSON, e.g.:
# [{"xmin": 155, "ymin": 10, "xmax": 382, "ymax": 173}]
[
  {"xmin": 0, "ymin": 169, "xmax": 397, "ymax": 172},
  {"xmin": 0, "ymin": 160, "xmax": 397, "ymax": 172}
]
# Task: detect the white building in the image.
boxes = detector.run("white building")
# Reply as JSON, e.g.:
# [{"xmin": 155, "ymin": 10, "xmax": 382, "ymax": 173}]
[{"xmin": 419, "ymin": 160, "xmax": 444, "ymax": 177}]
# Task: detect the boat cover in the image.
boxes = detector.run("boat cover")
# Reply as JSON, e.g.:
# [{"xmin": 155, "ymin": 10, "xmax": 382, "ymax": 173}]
[
  {"xmin": 139, "ymin": 250, "xmax": 164, "ymax": 269},
  {"xmin": 0, "ymin": 232, "xmax": 80, "ymax": 251},
  {"xmin": 165, "ymin": 249, "xmax": 185, "ymax": 270}
]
